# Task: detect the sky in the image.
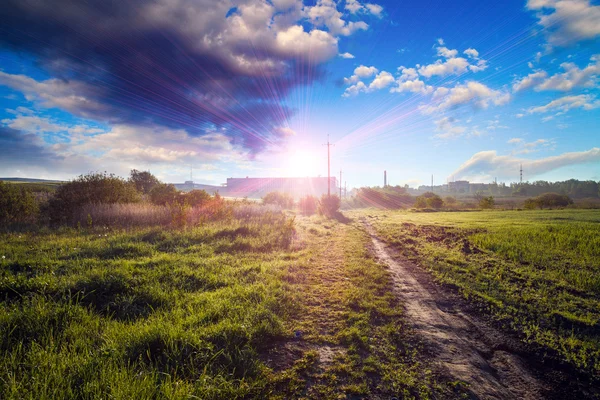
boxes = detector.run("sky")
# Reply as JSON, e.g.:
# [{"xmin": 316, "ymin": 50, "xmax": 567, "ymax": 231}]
[{"xmin": 0, "ymin": 0, "xmax": 599, "ymax": 188}]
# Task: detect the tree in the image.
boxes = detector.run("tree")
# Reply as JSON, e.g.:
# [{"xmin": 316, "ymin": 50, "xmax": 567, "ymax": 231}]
[
  {"xmin": 150, "ymin": 183, "xmax": 180, "ymax": 206},
  {"xmin": 415, "ymin": 192, "xmax": 443, "ymax": 209},
  {"xmin": 129, "ymin": 169, "xmax": 160, "ymax": 194}
]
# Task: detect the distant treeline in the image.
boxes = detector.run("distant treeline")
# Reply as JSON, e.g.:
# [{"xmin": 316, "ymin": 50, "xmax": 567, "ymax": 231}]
[{"xmin": 509, "ymin": 179, "xmax": 599, "ymax": 198}]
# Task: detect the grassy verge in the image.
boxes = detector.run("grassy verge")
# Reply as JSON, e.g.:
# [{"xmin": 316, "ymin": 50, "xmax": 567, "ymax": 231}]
[
  {"xmin": 359, "ymin": 209, "xmax": 600, "ymax": 377},
  {"xmin": 0, "ymin": 209, "xmax": 461, "ymax": 399}
]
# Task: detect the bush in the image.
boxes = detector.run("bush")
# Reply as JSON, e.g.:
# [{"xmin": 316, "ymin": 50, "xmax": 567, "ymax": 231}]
[
  {"xmin": 524, "ymin": 193, "xmax": 573, "ymax": 209},
  {"xmin": 150, "ymin": 183, "xmax": 180, "ymax": 206},
  {"xmin": 45, "ymin": 172, "xmax": 140, "ymax": 225},
  {"xmin": 479, "ymin": 196, "xmax": 495, "ymax": 209},
  {"xmin": 298, "ymin": 195, "xmax": 318, "ymax": 215},
  {"xmin": 184, "ymin": 190, "xmax": 211, "ymax": 207},
  {"xmin": 0, "ymin": 182, "xmax": 39, "ymax": 225},
  {"xmin": 415, "ymin": 192, "xmax": 443, "ymax": 209},
  {"xmin": 262, "ymin": 192, "xmax": 294, "ymax": 209},
  {"xmin": 129, "ymin": 169, "xmax": 160, "ymax": 194},
  {"xmin": 318, "ymin": 194, "xmax": 340, "ymax": 217}
]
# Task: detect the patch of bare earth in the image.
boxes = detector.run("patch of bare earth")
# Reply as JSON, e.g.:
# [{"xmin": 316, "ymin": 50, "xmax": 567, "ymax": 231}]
[{"xmin": 364, "ymin": 219, "xmax": 550, "ymax": 400}]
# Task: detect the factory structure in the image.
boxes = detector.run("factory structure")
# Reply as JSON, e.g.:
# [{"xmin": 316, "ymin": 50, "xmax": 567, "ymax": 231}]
[{"xmin": 175, "ymin": 176, "xmax": 338, "ymax": 199}]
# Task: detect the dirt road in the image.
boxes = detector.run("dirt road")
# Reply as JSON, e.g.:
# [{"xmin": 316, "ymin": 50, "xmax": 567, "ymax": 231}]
[{"xmin": 363, "ymin": 220, "xmax": 549, "ymax": 399}]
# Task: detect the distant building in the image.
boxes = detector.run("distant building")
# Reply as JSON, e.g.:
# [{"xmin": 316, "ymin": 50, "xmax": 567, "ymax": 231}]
[
  {"xmin": 226, "ymin": 177, "xmax": 337, "ymax": 199},
  {"xmin": 448, "ymin": 180, "xmax": 470, "ymax": 193}
]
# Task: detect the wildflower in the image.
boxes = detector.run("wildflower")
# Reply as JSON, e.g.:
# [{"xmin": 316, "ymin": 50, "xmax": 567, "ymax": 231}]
[{"xmin": 1, "ymin": 255, "xmax": 5, "ymax": 259}]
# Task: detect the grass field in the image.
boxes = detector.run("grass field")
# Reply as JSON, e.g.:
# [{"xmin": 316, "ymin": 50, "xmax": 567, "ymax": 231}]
[
  {"xmin": 358, "ymin": 209, "xmax": 600, "ymax": 377},
  {"xmin": 0, "ymin": 209, "xmax": 464, "ymax": 399}
]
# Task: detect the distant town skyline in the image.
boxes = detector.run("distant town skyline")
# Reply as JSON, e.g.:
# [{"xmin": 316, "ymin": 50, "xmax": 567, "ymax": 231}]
[{"xmin": 0, "ymin": 0, "xmax": 599, "ymax": 187}]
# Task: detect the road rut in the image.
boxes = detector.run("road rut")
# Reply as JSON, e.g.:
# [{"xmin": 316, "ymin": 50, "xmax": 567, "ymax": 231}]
[{"xmin": 364, "ymin": 220, "xmax": 547, "ymax": 399}]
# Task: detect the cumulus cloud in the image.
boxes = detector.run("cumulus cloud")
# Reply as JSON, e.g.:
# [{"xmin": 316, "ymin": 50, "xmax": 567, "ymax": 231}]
[
  {"xmin": 527, "ymin": 94, "xmax": 600, "ymax": 114},
  {"xmin": 0, "ymin": 0, "xmax": 374, "ymax": 155},
  {"xmin": 339, "ymin": 52, "xmax": 355, "ymax": 59},
  {"xmin": 507, "ymin": 138, "xmax": 524, "ymax": 144},
  {"xmin": 527, "ymin": 0, "xmax": 600, "ymax": 47},
  {"xmin": 365, "ymin": 3, "xmax": 384, "ymax": 16},
  {"xmin": 304, "ymin": 0, "xmax": 368, "ymax": 36},
  {"xmin": 464, "ymin": 48, "xmax": 480, "ymax": 59},
  {"xmin": 514, "ymin": 55, "xmax": 600, "ymax": 92},
  {"xmin": 345, "ymin": 0, "xmax": 384, "ymax": 16},
  {"xmin": 368, "ymin": 71, "xmax": 395, "ymax": 90},
  {"xmin": 343, "ymin": 65, "xmax": 379, "ymax": 84},
  {"xmin": 421, "ymin": 81, "xmax": 511, "ymax": 114},
  {"xmin": 452, "ymin": 147, "xmax": 600, "ymax": 181}
]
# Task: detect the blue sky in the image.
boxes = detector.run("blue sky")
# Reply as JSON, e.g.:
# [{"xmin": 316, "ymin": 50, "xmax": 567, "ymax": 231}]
[{"xmin": 0, "ymin": 0, "xmax": 599, "ymax": 187}]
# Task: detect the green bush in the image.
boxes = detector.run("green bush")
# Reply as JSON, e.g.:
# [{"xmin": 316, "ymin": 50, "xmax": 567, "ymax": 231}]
[
  {"xmin": 0, "ymin": 182, "xmax": 38, "ymax": 225},
  {"xmin": 415, "ymin": 192, "xmax": 443, "ymax": 209},
  {"xmin": 524, "ymin": 193, "xmax": 573, "ymax": 209},
  {"xmin": 184, "ymin": 190, "xmax": 211, "ymax": 207},
  {"xmin": 298, "ymin": 195, "xmax": 318, "ymax": 215},
  {"xmin": 149, "ymin": 183, "xmax": 180, "ymax": 206},
  {"xmin": 318, "ymin": 194, "xmax": 340, "ymax": 217},
  {"xmin": 262, "ymin": 192, "xmax": 294, "ymax": 209},
  {"xmin": 45, "ymin": 172, "xmax": 140, "ymax": 225}
]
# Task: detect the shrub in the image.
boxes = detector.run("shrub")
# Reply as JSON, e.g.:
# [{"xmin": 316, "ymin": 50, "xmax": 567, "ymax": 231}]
[
  {"xmin": 524, "ymin": 193, "xmax": 573, "ymax": 209},
  {"xmin": 479, "ymin": 196, "xmax": 495, "ymax": 209},
  {"xmin": 150, "ymin": 183, "xmax": 180, "ymax": 206},
  {"xmin": 415, "ymin": 192, "xmax": 443, "ymax": 209},
  {"xmin": 184, "ymin": 190, "xmax": 211, "ymax": 207},
  {"xmin": 0, "ymin": 182, "xmax": 39, "ymax": 225},
  {"xmin": 318, "ymin": 194, "xmax": 340, "ymax": 217},
  {"xmin": 298, "ymin": 195, "xmax": 318, "ymax": 215},
  {"xmin": 262, "ymin": 192, "xmax": 294, "ymax": 209},
  {"xmin": 45, "ymin": 172, "xmax": 140, "ymax": 225}
]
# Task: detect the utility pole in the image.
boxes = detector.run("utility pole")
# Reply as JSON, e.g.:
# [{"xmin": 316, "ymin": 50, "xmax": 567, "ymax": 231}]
[
  {"xmin": 345, "ymin": 181, "xmax": 347, "ymax": 198},
  {"xmin": 431, "ymin": 174, "xmax": 434, "ymax": 192},
  {"xmin": 339, "ymin": 170, "xmax": 342, "ymax": 198},
  {"xmin": 323, "ymin": 134, "xmax": 333, "ymax": 197},
  {"xmin": 384, "ymin": 170, "xmax": 387, "ymax": 187}
]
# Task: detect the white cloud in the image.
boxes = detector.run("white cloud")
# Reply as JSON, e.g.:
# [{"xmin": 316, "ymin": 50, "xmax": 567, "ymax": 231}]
[
  {"xmin": 513, "ymin": 70, "xmax": 549, "ymax": 92},
  {"xmin": 527, "ymin": 0, "xmax": 600, "ymax": 47},
  {"xmin": 365, "ymin": 3, "xmax": 384, "ymax": 16},
  {"xmin": 342, "ymin": 81, "xmax": 367, "ymax": 97},
  {"xmin": 508, "ymin": 138, "xmax": 524, "ymax": 144},
  {"xmin": 368, "ymin": 71, "xmax": 395, "ymax": 90},
  {"xmin": 452, "ymin": 147, "xmax": 600, "ymax": 180},
  {"xmin": 343, "ymin": 64, "xmax": 378, "ymax": 84},
  {"xmin": 421, "ymin": 81, "xmax": 511, "ymax": 114},
  {"xmin": 418, "ymin": 57, "xmax": 471, "ymax": 77},
  {"xmin": 275, "ymin": 25, "xmax": 338, "ymax": 63},
  {"xmin": 514, "ymin": 55, "xmax": 599, "ymax": 92},
  {"xmin": 464, "ymin": 48, "xmax": 479, "ymax": 59},
  {"xmin": 437, "ymin": 46, "xmax": 459, "ymax": 59},
  {"xmin": 304, "ymin": 0, "xmax": 369, "ymax": 36},
  {"xmin": 536, "ymin": 56, "xmax": 600, "ymax": 91},
  {"xmin": 339, "ymin": 52, "xmax": 355, "ymax": 59},
  {"xmin": 527, "ymin": 94, "xmax": 600, "ymax": 114}
]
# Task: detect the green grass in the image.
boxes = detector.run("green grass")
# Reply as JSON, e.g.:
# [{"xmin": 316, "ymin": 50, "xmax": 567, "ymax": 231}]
[
  {"xmin": 0, "ymin": 210, "xmax": 462, "ymax": 399},
  {"xmin": 359, "ymin": 208, "xmax": 600, "ymax": 377}
]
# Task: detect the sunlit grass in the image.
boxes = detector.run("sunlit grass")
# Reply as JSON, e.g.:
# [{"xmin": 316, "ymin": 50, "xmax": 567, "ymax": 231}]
[{"xmin": 361, "ymin": 208, "xmax": 600, "ymax": 376}]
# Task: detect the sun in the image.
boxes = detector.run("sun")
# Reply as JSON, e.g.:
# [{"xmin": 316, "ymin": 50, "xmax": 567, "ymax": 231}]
[{"xmin": 284, "ymin": 149, "xmax": 321, "ymax": 177}]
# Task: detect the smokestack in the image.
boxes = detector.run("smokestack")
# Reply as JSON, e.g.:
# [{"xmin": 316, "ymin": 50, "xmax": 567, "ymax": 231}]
[{"xmin": 384, "ymin": 170, "xmax": 387, "ymax": 187}]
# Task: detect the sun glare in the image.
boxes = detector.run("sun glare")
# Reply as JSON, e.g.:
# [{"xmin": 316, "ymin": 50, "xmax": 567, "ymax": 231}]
[{"xmin": 284, "ymin": 150, "xmax": 321, "ymax": 177}]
